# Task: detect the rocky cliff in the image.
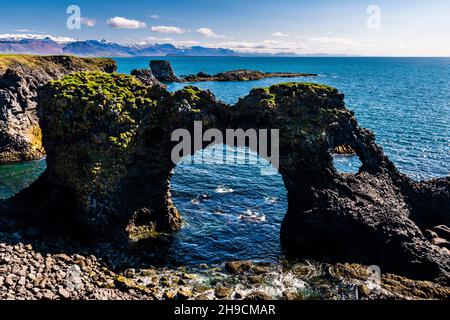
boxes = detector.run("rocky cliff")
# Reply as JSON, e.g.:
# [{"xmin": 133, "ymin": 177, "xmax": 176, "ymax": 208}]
[
  {"xmin": 2, "ymin": 72, "xmax": 449, "ymax": 283},
  {"xmin": 0, "ymin": 55, "xmax": 116, "ymax": 163}
]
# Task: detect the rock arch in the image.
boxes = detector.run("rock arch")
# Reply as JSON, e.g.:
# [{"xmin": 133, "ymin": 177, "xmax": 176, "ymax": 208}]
[{"xmin": 3, "ymin": 72, "xmax": 449, "ymax": 281}]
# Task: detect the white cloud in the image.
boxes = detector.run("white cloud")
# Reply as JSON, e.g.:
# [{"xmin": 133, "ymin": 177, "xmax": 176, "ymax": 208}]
[
  {"xmin": 170, "ymin": 40, "xmax": 201, "ymax": 47},
  {"xmin": 272, "ymin": 32, "xmax": 289, "ymax": 37},
  {"xmin": 0, "ymin": 33, "xmax": 75, "ymax": 43},
  {"xmin": 150, "ymin": 14, "xmax": 159, "ymax": 19},
  {"xmin": 151, "ymin": 25, "xmax": 186, "ymax": 34},
  {"xmin": 13, "ymin": 29, "xmax": 35, "ymax": 33},
  {"xmin": 81, "ymin": 18, "xmax": 96, "ymax": 27},
  {"xmin": 216, "ymin": 39, "xmax": 302, "ymax": 53},
  {"xmin": 307, "ymin": 37, "xmax": 357, "ymax": 45},
  {"xmin": 130, "ymin": 37, "xmax": 173, "ymax": 45},
  {"xmin": 107, "ymin": 17, "xmax": 147, "ymax": 29},
  {"xmin": 196, "ymin": 27, "xmax": 224, "ymax": 38},
  {"xmin": 144, "ymin": 36, "xmax": 172, "ymax": 41}
]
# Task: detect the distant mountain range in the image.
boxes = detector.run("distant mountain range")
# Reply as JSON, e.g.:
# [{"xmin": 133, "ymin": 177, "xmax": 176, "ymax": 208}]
[
  {"xmin": 0, "ymin": 36, "xmax": 239, "ymax": 57},
  {"xmin": 0, "ymin": 35, "xmax": 355, "ymax": 57}
]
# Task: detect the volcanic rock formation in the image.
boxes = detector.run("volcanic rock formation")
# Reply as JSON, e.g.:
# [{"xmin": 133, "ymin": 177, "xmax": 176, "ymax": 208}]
[
  {"xmin": 0, "ymin": 55, "xmax": 116, "ymax": 163},
  {"xmin": 149, "ymin": 60, "xmax": 317, "ymax": 83},
  {"xmin": 150, "ymin": 60, "xmax": 179, "ymax": 82},
  {"xmin": 2, "ymin": 72, "xmax": 449, "ymax": 283},
  {"xmin": 181, "ymin": 70, "xmax": 318, "ymax": 82}
]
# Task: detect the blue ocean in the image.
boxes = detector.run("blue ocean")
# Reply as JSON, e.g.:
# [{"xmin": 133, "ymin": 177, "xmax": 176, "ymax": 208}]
[{"xmin": 1, "ymin": 57, "xmax": 449, "ymax": 265}]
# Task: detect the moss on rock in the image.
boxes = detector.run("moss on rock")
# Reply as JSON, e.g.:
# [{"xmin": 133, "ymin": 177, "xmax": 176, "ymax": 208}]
[
  {"xmin": 0, "ymin": 54, "xmax": 116, "ymax": 75},
  {"xmin": 39, "ymin": 72, "xmax": 158, "ymax": 236},
  {"xmin": 0, "ymin": 55, "xmax": 117, "ymax": 163}
]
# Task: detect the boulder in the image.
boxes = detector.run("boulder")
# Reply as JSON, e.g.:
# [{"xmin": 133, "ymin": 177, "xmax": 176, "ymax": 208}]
[
  {"xmin": 130, "ymin": 69, "xmax": 165, "ymax": 88},
  {"xmin": 149, "ymin": 60, "xmax": 179, "ymax": 82},
  {"xmin": 244, "ymin": 291, "xmax": 272, "ymax": 300},
  {"xmin": 433, "ymin": 225, "xmax": 450, "ymax": 241}
]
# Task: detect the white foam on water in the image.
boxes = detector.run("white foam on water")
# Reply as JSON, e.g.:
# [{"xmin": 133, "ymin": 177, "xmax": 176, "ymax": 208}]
[
  {"xmin": 214, "ymin": 186, "xmax": 234, "ymax": 194},
  {"xmin": 264, "ymin": 196, "xmax": 278, "ymax": 204}
]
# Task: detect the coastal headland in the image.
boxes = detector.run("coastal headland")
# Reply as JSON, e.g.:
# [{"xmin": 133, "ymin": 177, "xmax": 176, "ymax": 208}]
[{"xmin": 0, "ymin": 56, "xmax": 448, "ymax": 300}]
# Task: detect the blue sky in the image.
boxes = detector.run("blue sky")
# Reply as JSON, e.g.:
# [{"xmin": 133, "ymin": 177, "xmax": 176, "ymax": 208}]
[{"xmin": 1, "ymin": 0, "xmax": 449, "ymax": 56}]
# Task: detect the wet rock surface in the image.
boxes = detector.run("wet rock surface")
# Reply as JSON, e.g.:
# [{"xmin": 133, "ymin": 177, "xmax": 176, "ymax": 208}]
[
  {"xmin": 0, "ymin": 55, "xmax": 116, "ymax": 163},
  {"xmin": 0, "ymin": 71, "xmax": 449, "ymax": 293}
]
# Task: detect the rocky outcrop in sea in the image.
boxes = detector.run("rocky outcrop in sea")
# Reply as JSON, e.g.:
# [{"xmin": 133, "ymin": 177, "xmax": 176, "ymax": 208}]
[
  {"xmin": 0, "ymin": 55, "xmax": 116, "ymax": 163},
  {"xmin": 181, "ymin": 70, "xmax": 317, "ymax": 82},
  {"xmin": 149, "ymin": 60, "xmax": 317, "ymax": 83},
  {"xmin": 150, "ymin": 60, "xmax": 180, "ymax": 82}
]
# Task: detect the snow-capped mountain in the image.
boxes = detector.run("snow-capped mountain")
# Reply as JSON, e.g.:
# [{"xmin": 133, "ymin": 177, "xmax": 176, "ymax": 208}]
[{"xmin": 0, "ymin": 35, "xmax": 238, "ymax": 57}]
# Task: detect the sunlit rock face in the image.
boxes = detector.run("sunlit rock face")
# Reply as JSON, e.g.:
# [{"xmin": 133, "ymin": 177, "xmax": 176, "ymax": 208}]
[
  {"xmin": 130, "ymin": 68, "xmax": 165, "ymax": 88},
  {"xmin": 0, "ymin": 55, "xmax": 117, "ymax": 163},
  {"xmin": 4, "ymin": 71, "xmax": 448, "ymax": 282}
]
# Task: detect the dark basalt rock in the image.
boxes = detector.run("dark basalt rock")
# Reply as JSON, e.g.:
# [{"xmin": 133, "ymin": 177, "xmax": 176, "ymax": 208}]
[
  {"xmin": 0, "ymin": 55, "xmax": 117, "ymax": 163},
  {"xmin": 2, "ymin": 73, "xmax": 449, "ymax": 283},
  {"xmin": 149, "ymin": 60, "xmax": 179, "ymax": 82},
  {"xmin": 148, "ymin": 60, "xmax": 317, "ymax": 83},
  {"xmin": 130, "ymin": 68, "xmax": 165, "ymax": 88},
  {"xmin": 182, "ymin": 69, "xmax": 318, "ymax": 82}
]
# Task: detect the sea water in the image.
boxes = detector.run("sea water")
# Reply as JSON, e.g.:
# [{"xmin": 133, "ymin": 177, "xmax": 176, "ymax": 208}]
[{"xmin": 1, "ymin": 57, "xmax": 449, "ymax": 265}]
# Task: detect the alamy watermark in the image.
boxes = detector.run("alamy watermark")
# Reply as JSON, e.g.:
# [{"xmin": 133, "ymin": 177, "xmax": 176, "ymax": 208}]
[
  {"xmin": 66, "ymin": 5, "xmax": 82, "ymax": 30},
  {"xmin": 366, "ymin": 265, "xmax": 382, "ymax": 291},
  {"xmin": 65, "ymin": 264, "xmax": 83, "ymax": 291},
  {"xmin": 367, "ymin": 5, "xmax": 382, "ymax": 30},
  {"xmin": 66, "ymin": 5, "xmax": 96, "ymax": 29},
  {"xmin": 171, "ymin": 121, "xmax": 279, "ymax": 175}
]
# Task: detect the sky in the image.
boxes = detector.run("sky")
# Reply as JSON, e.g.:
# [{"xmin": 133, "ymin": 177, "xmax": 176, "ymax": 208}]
[{"xmin": 1, "ymin": 0, "xmax": 450, "ymax": 56}]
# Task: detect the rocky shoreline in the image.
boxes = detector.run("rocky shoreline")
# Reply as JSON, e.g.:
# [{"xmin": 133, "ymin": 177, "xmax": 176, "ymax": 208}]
[{"xmin": 1, "ymin": 226, "xmax": 448, "ymax": 300}]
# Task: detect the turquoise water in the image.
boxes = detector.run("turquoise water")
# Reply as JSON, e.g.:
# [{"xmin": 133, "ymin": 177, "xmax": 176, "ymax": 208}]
[
  {"xmin": 0, "ymin": 159, "xmax": 46, "ymax": 199},
  {"xmin": 1, "ymin": 57, "xmax": 449, "ymax": 265}
]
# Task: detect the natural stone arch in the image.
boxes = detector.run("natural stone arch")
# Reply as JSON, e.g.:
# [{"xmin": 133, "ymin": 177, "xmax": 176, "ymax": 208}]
[{"xmin": 3, "ymin": 72, "xmax": 449, "ymax": 281}]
